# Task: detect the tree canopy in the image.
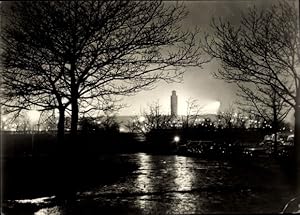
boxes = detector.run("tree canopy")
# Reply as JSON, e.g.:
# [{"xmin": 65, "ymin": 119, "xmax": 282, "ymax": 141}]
[
  {"xmin": 1, "ymin": 1, "xmax": 205, "ymax": 137},
  {"xmin": 202, "ymin": 0, "xmax": 300, "ymax": 162}
]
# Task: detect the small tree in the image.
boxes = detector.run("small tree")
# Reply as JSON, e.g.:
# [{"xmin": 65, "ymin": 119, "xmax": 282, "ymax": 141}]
[
  {"xmin": 125, "ymin": 101, "xmax": 172, "ymax": 134},
  {"xmin": 237, "ymin": 83, "xmax": 290, "ymax": 129},
  {"xmin": 182, "ymin": 98, "xmax": 203, "ymax": 128},
  {"xmin": 97, "ymin": 112, "xmax": 120, "ymax": 132},
  {"xmin": 40, "ymin": 111, "xmax": 57, "ymax": 133},
  {"xmin": 144, "ymin": 101, "xmax": 173, "ymax": 131},
  {"xmin": 216, "ymin": 105, "xmax": 236, "ymax": 129},
  {"xmin": 5, "ymin": 113, "xmax": 31, "ymax": 133},
  {"xmin": 79, "ymin": 114, "xmax": 119, "ymax": 133},
  {"xmin": 125, "ymin": 117, "xmax": 142, "ymax": 134},
  {"xmin": 237, "ymin": 82, "xmax": 291, "ymax": 154}
]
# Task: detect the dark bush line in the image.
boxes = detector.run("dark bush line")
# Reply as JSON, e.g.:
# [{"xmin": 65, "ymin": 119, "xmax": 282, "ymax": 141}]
[
  {"xmin": 2, "ymin": 128, "xmax": 270, "ymax": 159},
  {"xmin": 2, "ymin": 132, "xmax": 142, "ymax": 159}
]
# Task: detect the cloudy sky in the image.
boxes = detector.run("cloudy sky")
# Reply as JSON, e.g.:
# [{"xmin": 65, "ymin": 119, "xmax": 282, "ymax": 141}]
[{"xmin": 119, "ymin": 0, "xmax": 295, "ymax": 116}]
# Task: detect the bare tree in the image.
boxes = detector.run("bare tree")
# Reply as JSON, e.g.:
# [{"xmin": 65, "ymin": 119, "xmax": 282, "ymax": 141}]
[
  {"xmin": 1, "ymin": 1, "xmax": 205, "ymax": 143},
  {"xmin": 79, "ymin": 112, "xmax": 120, "ymax": 133},
  {"xmin": 203, "ymin": 1, "xmax": 300, "ymax": 160},
  {"xmin": 182, "ymin": 98, "xmax": 203, "ymax": 128},
  {"xmin": 237, "ymin": 82, "xmax": 291, "ymax": 153},
  {"xmin": 125, "ymin": 101, "xmax": 172, "ymax": 134},
  {"xmin": 97, "ymin": 111, "xmax": 120, "ymax": 132},
  {"xmin": 125, "ymin": 117, "xmax": 142, "ymax": 134},
  {"xmin": 3, "ymin": 112, "xmax": 31, "ymax": 133},
  {"xmin": 16, "ymin": 116, "xmax": 31, "ymax": 133},
  {"xmin": 144, "ymin": 101, "xmax": 172, "ymax": 131},
  {"xmin": 216, "ymin": 105, "xmax": 236, "ymax": 129},
  {"xmin": 79, "ymin": 98, "xmax": 123, "ymax": 132},
  {"xmin": 237, "ymin": 83, "xmax": 290, "ymax": 128},
  {"xmin": 38, "ymin": 110, "xmax": 58, "ymax": 132}
]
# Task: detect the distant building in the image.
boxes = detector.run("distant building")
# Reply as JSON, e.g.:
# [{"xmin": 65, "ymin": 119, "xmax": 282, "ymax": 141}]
[{"xmin": 171, "ymin": 90, "xmax": 178, "ymax": 117}]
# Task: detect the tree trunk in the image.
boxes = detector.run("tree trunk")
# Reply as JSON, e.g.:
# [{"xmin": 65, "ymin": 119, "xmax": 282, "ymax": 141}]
[
  {"xmin": 55, "ymin": 107, "xmax": 74, "ymax": 200},
  {"xmin": 272, "ymin": 107, "xmax": 278, "ymax": 157},
  {"xmin": 70, "ymin": 96, "xmax": 80, "ymax": 159},
  {"xmin": 273, "ymin": 128, "xmax": 278, "ymax": 157},
  {"xmin": 70, "ymin": 60, "xmax": 79, "ymax": 138},
  {"xmin": 57, "ymin": 108, "xmax": 65, "ymax": 145},
  {"xmin": 56, "ymin": 107, "xmax": 66, "ymax": 161},
  {"xmin": 294, "ymin": 109, "xmax": 300, "ymax": 159},
  {"xmin": 71, "ymin": 97, "xmax": 79, "ymax": 137},
  {"xmin": 296, "ymin": 0, "xmax": 300, "ymax": 189},
  {"xmin": 294, "ymin": 86, "xmax": 300, "ymax": 182}
]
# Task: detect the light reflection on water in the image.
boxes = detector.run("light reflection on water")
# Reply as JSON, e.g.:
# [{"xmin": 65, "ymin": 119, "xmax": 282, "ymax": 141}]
[
  {"xmin": 135, "ymin": 154, "xmax": 198, "ymax": 193},
  {"xmin": 134, "ymin": 154, "xmax": 199, "ymax": 213},
  {"xmin": 15, "ymin": 196, "xmax": 55, "ymax": 204},
  {"xmin": 6, "ymin": 154, "xmax": 236, "ymax": 214},
  {"xmin": 136, "ymin": 153, "xmax": 152, "ymax": 193},
  {"xmin": 173, "ymin": 156, "xmax": 197, "ymax": 214},
  {"xmin": 174, "ymin": 156, "xmax": 195, "ymax": 191},
  {"xmin": 34, "ymin": 206, "xmax": 62, "ymax": 215},
  {"xmin": 136, "ymin": 153, "xmax": 153, "ymax": 210},
  {"xmin": 5, "ymin": 153, "xmax": 294, "ymax": 214}
]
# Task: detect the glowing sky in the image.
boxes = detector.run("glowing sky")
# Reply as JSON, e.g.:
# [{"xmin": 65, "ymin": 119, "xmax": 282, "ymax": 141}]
[
  {"xmin": 119, "ymin": 63, "xmax": 233, "ymax": 116},
  {"xmin": 119, "ymin": 0, "xmax": 281, "ymax": 116}
]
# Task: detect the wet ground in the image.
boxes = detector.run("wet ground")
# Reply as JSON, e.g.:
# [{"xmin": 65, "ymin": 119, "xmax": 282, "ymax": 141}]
[{"xmin": 3, "ymin": 153, "xmax": 300, "ymax": 214}]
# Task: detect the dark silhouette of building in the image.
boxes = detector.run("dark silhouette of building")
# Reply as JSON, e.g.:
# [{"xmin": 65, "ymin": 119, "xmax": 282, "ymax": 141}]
[{"xmin": 171, "ymin": 90, "xmax": 178, "ymax": 117}]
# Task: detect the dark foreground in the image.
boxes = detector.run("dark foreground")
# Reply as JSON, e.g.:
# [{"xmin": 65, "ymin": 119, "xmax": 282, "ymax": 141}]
[{"xmin": 2, "ymin": 153, "xmax": 300, "ymax": 214}]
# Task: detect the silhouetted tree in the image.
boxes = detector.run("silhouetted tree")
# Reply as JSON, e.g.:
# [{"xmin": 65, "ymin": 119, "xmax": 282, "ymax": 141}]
[
  {"xmin": 79, "ymin": 99, "xmax": 122, "ymax": 132},
  {"xmin": 125, "ymin": 118, "xmax": 141, "ymax": 134},
  {"xmin": 126, "ymin": 101, "xmax": 172, "ymax": 134},
  {"xmin": 182, "ymin": 98, "xmax": 203, "ymax": 128},
  {"xmin": 40, "ymin": 110, "xmax": 57, "ymax": 133},
  {"xmin": 97, "ymin": 112, "xmax": 120, "ymax": 132},
  {"xmin": 144, "ymin": 101, "xmax": 172, "ymax": 131},
  {"xmin": 203, "ymin": 1, "xmax": 300, "ymax": 161},
  {"xmin": 237, "ymin": 82, "xmax": 291, "ymax": 154},
  {"xmin": 217, "ymin": 105, "xmax": 236, "ymax": 129},
  {"xmin": 237, "ymin": 83, "xmax": 290, "ymax": 128},
  {"xmin": 1, "ymin": 1, "xmax": 205, "ymax": 144},
  {"xmin": 2, "ymin": 112, "xmax": 31, "ymax": 132},
  {"xmin": 79, "ymin": 113, "xmax": 119, "ymax": 133},
  {"xmin": 234, "ymin": 113, "xmax": 247, "ymax": 129}
]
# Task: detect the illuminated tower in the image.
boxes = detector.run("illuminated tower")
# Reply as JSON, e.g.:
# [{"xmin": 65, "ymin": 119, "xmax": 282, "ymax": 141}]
[{"xmin": 171, "ymin": 90, "xmax": 178, "ymax": 117}]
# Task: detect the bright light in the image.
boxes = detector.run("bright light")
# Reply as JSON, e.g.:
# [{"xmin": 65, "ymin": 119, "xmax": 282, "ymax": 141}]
[
  {"xmin": 2, "ymin": 115, "xmax": 7, "ymax": 122},
  {"xmin": 35, "ymin": 206, "xmax": 62, "ymax": 215},
  {"xmin": 174, "ymin": 135, "xmax": 180, "ymax": 143},
  {"xmin": 16, "ymin": 196, "xmax": 55, "ymax": 204},
  {"xmin": 65, "ymin": 63, "xmax": 71, "ymax": 70},
  {"xmin": 202, "ymin": 101, "xmax": 221, "ymax": 114},
  {"xmin": 139, "ymin": 116, "xmax": 145, "ymax": 122},
  {"xmin": 27, "ymin": 110, "xmax": 40, "ymax": 123},
  {"xmin": 119, "ymin": 127, "xmax": 126, "ymax": 132}
]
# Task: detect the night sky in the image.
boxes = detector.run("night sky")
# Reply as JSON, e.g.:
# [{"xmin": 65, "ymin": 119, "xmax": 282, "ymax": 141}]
[{"xmin": 119, "ymin": 0, "xmax": 296, "ymax": 119}]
